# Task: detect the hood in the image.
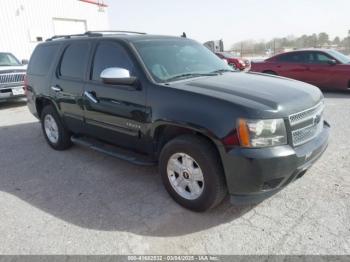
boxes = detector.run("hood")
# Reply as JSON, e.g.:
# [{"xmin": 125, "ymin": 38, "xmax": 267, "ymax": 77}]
[
  {"xmin": 0, "ymin": 65, "xmax": 27, "ymax": 73},
  {"xmin": 226, "ymin": 57, "xmax": 240, "ymax": 62},
  {"xmin": 227, "ymin": 57, "xmax": 244, "ymax": 64},
  {"xmin": 169, "ymin": 72, "xmax": 323, "ymax": 117}
]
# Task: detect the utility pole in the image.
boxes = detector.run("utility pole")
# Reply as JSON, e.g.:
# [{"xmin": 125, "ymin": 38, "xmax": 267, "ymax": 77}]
[{"xmin": 348, "ymin": 30, "xmax": 350, "ymax": 54}]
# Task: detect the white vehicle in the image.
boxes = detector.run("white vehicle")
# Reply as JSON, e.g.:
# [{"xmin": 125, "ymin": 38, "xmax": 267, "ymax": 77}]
[{"xmin": 0, "ymin": 52, "xmax": 27, "ymax": 102}]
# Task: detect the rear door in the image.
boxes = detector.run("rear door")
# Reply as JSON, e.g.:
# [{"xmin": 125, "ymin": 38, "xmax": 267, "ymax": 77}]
[
  {"xmin": 274, "ymin": 52, "xmax": 309, "ymax": 81},
  {"xmin": 26, "ymin": 43, "xmax": 61, "ymax": 116},
  {"xmin": 83, "ymin": 40, "xmax": 150, "ymax": 152},
  {"xmin": 51, "ymin": 41, "xmax": 91, "ymax": 132}
]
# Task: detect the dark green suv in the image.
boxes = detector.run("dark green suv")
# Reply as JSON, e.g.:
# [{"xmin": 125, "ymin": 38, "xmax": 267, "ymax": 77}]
[{"xmin": 26, "ymin": 31, "xmax": 329, "ymax": 211}]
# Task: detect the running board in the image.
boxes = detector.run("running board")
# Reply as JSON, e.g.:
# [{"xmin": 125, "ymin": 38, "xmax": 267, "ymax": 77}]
[{"xmin": 71, "ymin": 136, "xmax": 156, "ymax": 166}]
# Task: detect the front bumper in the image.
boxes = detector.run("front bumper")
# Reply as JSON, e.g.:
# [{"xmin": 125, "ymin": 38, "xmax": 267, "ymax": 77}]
[
  {"xmin": 220, "ymin": 121, "xmax": 330, "ymax": 204},
  {"xmin": 0, "ymin": 85, "xmax": 25, "ymax": 101}
]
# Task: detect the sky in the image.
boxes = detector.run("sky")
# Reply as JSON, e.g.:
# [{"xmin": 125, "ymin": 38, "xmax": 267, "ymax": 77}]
[{"xmin": 107, "ymin": 0, "xmax": 350, "ymax": 48}]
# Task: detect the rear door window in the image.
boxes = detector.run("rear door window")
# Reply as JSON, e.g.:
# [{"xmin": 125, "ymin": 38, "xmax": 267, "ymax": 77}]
[
  {"xmin": 277, "ymin": 52, "xmax": 306, "ymax": 63},
  {"xmin": 28, "ymin": 44, "xmax": 60, "ymax": 75},
  {"xmin": 59, "ymin": 42, "xmax": 90, "ymax": 80},
  {"xmin": 303, "ymin": 52, "xmax": 315, "ymax": 64},
  {"xmin": 91, "ymin": 42, "xmax": 134, "ymax": 81}
]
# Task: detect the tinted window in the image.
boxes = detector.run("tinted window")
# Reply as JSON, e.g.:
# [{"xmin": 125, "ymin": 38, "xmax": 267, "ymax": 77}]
[
  {"xmin": 302, "ymin": 52, "xmax": 315, "ymax": 64},
  {"xmin": 277, "ymin": 52, "xmax": 306, "ymax": 63},
  {"xmin": 59, "ymin": 42, "xmax": 90, "ymax": 79},
  {"xmin": 28, "ymin": 45, "xmax": 59, "ymax": 75},
  {"xmin": 91, "ymin": 42, "xmax": 134, "ymax": 81}
]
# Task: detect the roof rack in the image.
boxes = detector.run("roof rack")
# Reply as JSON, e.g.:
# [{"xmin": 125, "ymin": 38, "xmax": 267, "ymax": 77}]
[
  {"xmin": 46, "ymin": 32, "xmax": 102, "ymax": 41},
  {"xmin": 86, "ymin": 30, "xmax": 147, "ymax": 35},
  {"xmin": 45, "ymin": 30, "xmax": 147, "ymax": 41}
]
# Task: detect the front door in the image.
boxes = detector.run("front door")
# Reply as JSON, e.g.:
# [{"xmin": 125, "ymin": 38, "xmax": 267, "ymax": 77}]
[
  {"xmin": 303, "ymin": 51, "xmax": 337, "ymax": 88},
  {"xmin": 83, "ymin": 40, "xmax": 150, "ymax": 152}
]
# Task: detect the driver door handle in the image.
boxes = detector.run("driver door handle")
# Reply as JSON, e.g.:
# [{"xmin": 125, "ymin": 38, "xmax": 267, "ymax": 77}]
[
  {"xmin": 84, "ymin": 91, "xmax": 99, "ymax": 104},
  {"xmin": 51, "ymin": 85, "xmax": 62, "ymax": 92}
]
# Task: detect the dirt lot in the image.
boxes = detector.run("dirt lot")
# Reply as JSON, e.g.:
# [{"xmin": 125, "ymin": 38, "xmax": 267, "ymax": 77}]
[{"xmin": 0, "ymin": 93, "xmax": 349, "ymax": 255}]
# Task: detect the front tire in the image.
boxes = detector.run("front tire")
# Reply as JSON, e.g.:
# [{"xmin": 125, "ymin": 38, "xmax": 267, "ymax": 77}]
[
  {"xmin": 159, "ymin": 135, "xmax": 227, "ymax": 212},
  {"xmin": 41, "ymin": 105, "xmax": 72, "ymax": 150}
]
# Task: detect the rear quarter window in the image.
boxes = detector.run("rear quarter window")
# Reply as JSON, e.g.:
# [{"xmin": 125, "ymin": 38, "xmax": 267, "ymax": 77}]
[{"xmin": 28, "ymin": 44, "xmax": 60, "ymax": 76}]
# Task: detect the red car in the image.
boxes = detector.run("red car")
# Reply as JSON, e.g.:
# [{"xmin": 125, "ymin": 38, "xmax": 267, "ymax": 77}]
[
  {"xmin": 250, "ymin": 49, "xmax": 350, "ymax": 90},
  {"xmin": 215, "ymin": 52, "xmax": 249, "ymax": 70}
]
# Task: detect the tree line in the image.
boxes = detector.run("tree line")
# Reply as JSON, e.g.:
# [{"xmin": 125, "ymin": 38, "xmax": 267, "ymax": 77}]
[{"xmin": 230, "ymin": 32, "xmax": 350, "ymax": 56}]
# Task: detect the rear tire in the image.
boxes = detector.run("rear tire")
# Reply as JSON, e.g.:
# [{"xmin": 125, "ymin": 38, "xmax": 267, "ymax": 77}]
[
  {"xmin": 40, "ymin": 105, "xmax": 72, "ymax": 150},
  {"xmin": 263, "ymin": 70, "xmax": 277, "ymax": 76},
  {"xmin": 159, "ymin": 135, "xmax": 227, "ymax": 212}
]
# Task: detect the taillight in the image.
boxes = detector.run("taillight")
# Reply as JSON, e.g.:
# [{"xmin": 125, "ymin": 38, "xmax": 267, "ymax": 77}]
[{"xmin": 24, "ymin": 74, "xmax": 28, "ymax": 96}]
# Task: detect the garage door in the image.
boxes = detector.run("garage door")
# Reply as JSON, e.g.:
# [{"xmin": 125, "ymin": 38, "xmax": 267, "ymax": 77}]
[{"xmin": 53, "ymin": 18, "xmax": 87, "ymax": 35}]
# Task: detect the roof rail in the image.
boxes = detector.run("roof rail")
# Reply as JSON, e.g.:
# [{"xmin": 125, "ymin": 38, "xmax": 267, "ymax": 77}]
[
  {"xmin": 45, "ymin": 30, "xmax": 147, "ymax": 41},
  {"xmin": 46, "ymin": 32, "xmax": 102, "ymax": 41},
  {"xmin": 85, "ymin": 30, "xmax": 147, "ymax": 35}
]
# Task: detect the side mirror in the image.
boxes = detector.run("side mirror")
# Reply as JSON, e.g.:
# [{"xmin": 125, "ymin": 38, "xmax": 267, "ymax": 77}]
[
  {"xmin": 100, "ymin": 67, "xmax": 137, "ymax": 86},
  {"xmin": 327, "ymin": 59, "xmax": 337, "ymax": 66},
  {"xmin": 22, "ymin": 59, "xmax": 29, "ymax": 65}
]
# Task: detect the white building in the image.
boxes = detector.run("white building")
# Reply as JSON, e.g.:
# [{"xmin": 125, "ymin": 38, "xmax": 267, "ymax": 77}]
[{"xmin": 0, "ymin": 0, "xmax": 110, "ymax": 60}]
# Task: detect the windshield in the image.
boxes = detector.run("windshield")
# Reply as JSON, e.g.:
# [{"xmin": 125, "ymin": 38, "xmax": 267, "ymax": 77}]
[
  {"xmin": 133, "ymin": 39, "xmax": 232, "ymax": 82},
  {"xmin": 327, "ymin": 49, "xmax": 350, "ymax": 64},
  {"xmin": 0, "ymin": 53, "xmax": 21, "ymax": 66}
]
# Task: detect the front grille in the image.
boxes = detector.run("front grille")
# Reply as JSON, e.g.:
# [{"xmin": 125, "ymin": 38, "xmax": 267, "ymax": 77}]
[
  {"xmin": 289, "ymin": 102, "xmax": 324, "ymax": 146},
  {"xmin": 0, "ymin": 72, "xmax": 25, "ymax": 86}
]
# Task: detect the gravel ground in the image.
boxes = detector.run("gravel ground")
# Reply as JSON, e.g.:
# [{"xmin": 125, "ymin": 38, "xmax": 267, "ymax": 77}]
[{"xmin": 0, "ymin": 93, "xmax": 349, "ymax": 255}]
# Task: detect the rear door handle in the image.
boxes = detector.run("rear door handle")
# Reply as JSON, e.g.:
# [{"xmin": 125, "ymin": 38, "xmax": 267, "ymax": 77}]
[
  {"xmin": 84, "ymin": 91, "xmax": 99, "ymax": 104},
  {"xmin": 51, "ymin": 85, "xmax": 62, "ymax": 92},
  {"xmin": 111, "ymin": 100, "xmax": 121, "ymax": 105}
]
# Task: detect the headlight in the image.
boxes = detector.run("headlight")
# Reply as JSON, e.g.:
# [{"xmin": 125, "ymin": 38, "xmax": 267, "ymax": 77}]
[
  {"xmin": 238, "ymin": 59, "xmax": 245, "ymax": 65},
  {"xmin": 237, "ymin": 118, "xmax": 287, "ymax": 148}
]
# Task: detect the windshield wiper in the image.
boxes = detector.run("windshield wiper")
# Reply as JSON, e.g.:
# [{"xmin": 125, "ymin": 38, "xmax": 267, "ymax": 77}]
[
  {"xmin": 210, "ymin": 69, "xmax": 235, "ymax": 74},
  {"xmin": 165, "ymin": 73, "xmax": 217, "ymax": 82}
]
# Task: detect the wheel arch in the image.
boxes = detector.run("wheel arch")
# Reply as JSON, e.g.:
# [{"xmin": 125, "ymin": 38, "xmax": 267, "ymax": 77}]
[
  {"xmin": 35, "ymin": 96, "xmax": 59, "ymax": 118},
  {"xmin": 262, "ymin": 70, "xmax": 278, "ymax": 75},
  {"xmin": 151, "ymin": 122, "xmax": 226, "ymax": 163}
]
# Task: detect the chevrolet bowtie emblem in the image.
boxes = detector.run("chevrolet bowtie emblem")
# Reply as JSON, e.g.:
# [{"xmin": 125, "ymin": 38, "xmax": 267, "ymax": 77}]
[{"xmin": 313, "ymin": 114, "xmax": 321, "ymax": 125}]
